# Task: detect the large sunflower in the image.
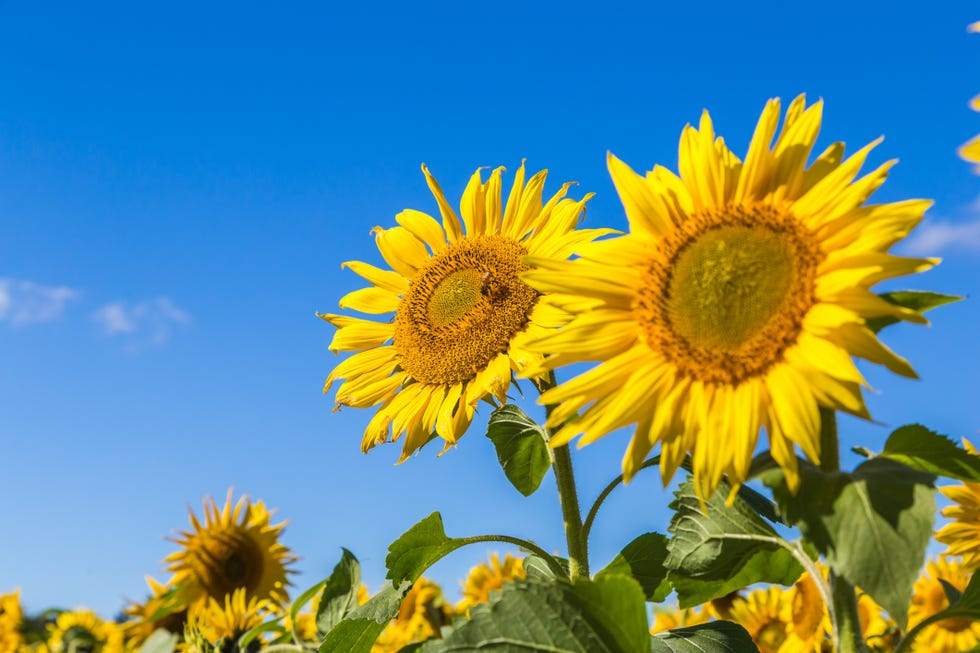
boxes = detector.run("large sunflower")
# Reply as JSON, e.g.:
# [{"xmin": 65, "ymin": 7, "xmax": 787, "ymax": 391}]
[
  {"xmin": 936, "ymin": 440, "xmax": 980, "ymax": 567},
  {"xmin": 523, "ymin": 95, "xmax": 935, "ymax": 497},
  {"xmin": 908, "ymin": 556, "xmax": 980, "ymax": 653},
  {"xmin": 320, "ymin": 162, "xmax": 609, "ymax": 459},
  {"xmin": 165, "ymin": 490, "xmax": 296, "ymax": 607}
]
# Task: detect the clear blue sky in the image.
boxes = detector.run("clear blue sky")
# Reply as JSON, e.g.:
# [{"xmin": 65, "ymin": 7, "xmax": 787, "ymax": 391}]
[{"xmin": 2, "ymin": 1, "xmax": 979, "ymax": 616}]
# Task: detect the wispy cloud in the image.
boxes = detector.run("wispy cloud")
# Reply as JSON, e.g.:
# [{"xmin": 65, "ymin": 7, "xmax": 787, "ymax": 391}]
[
  {"xmin": 902, "ymin": 195, "xmax": 980, "ymax": 256},
  {"xmin": 0, "ymin": 278, "xmax": 78, "ymax": 325},
  {"xmin": 93, "ymin": 297, "xmax": 191, "ymax": 348}
]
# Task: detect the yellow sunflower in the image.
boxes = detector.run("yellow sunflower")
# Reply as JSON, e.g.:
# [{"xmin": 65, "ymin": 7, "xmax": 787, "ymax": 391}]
[
  {"xmin": 960, "ymin": 22, "xmax": 980, "ymax": 171},
  {"xmin": 372, "ymin": 579, "xmax": 453, "ymax": 653},
  {"xmin": 729, "ymin": 587, "xmax": 793, "ymax": 653},
  {"xmin": 457, "ymin": 554, "xmax": 526, "ymax": 611},
  {"xmin": 650, "ymin": 605, "xmax": 713, "ymax": 633},
  {"xmin": 285, "ymin": 584, "xmax": 369, "ymax": 643},
  {"xmin": 1, "ymin": 591, "xmax": 23, "ymax": 653},
  {"xmin": 781, "ymin": 570, "xmax": 830, "ymax": 653},
  {"xmin": 936, "ymin": 440, "xmax": 980, "ymax": 568},
  {"xmin": 47, "ymin": 611, "xmax": 123, "ymax": 653},
  {"xmin": 908, "ymin": 556, "xmax": 980, "ymax": 653},
  {"xmin": 320, "ymin": 162, "xmax": 611, "ymax": 459},
  {"xmin": 523, "ymin": 95, "xmax": 935, "ymax": 497},
  {"xmin": 122, "ymin": 577, "xmax": 186, "ymax": 648},
  {"xmin": 858, "ymin": 591, "xmax": 897, "ymax": 652},
  {"xmin": 183, "ymin": 589, "xmax": 272, "ymax": 652},
  {"xmin": 165, "ymin": 489, "xmax": 297, "ymax": 607}
]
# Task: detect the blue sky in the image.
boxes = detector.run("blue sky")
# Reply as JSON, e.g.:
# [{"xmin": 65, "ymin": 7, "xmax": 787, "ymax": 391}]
[{"xmin": 2, "ymin": 1, "xmax": 979, "ymax": 616}]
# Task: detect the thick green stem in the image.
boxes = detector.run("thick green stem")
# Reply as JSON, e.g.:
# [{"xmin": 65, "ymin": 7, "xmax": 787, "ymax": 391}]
[
  {"xmin": 819, "ymin": 407, "xmax": 868, "ymax": 653},
  {"xmin": 540, "ymin": 371, "xmax": 589, "ymax": 581}
]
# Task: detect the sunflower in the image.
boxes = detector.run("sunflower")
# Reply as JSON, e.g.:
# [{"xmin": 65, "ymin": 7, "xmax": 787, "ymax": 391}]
[
  {"xmin": 1, "ymin": 591, "xmax": 23, "ymax": 653},
  {"xmin": 320, "ymin": 162, "xmax": 611, "ymax": 459},
  {"xmin": 182, "ymin": 589, "xmax": 273, "ymax": 653},
  {"xmin": 285, "ymin": 584, "xmax": 369, "ymax": 643},
  {"xmin": 523, "ymin": 95, "xmax": 935, "ymax": 497},
  {"xmin": 858, "ymin": 591, "xmax": 897, "ymax": 652},
  {"xmin": 165, "ymin": 490, "xmax": 297, "ymax": 607},
  {"xmin": 650, "ymin": 605, "xmax": 713, "ymax": 633},
  {"xmin": 960, "ymin": 22, "xmax": 980, "ymax": 171},
  {"xmin": 122, "ymin": 576, "xmax": 186, "ymax": 648},
  {"xmin": 372, "ymin": 579, "xmax": 453, "ymax": 653},
  {"xmin": 936, "ymin": 440, "xmax": 980, "ymax": 568},
  {"xmin": 47, "ymin": 612, "xmax": 123, "ymax": 653},
  {"xmin": 729, "ymin": 587, "xmax": 793, "ymax": 653},
  {"xmin": 457, "ymin": 554, "xmax": 526, "ymax": 611},
  {"xmin": 908, "ymin": 556, "xmax": 980, "ymax": 653},
  {"xmin": 781, "ymin": 570, "xmax": 830, "ymax": 653}
]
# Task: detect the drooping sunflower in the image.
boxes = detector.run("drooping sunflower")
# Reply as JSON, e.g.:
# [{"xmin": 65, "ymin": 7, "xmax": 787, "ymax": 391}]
[
  {"xmin": 908, "ymin": 556, "xmax": 980, "ymax": 653},
  {"xmin": 936, "ymin": 440, "xmax": 980, "ymax": 568},
  {"xmin": 457, "ymin": 554, "xmax": 526, "ymax": 611},
  {"xmin": 960, "ymin": 22, "xmax": 980, "ymax": 172},
  {"xmin": 523, "ymin": 95, "xmax": 935, "ymax": 497},
  {"xmin": 165, "ymin": 490, "xmax": 297, "ymax": 607},
  {"xmin": 1, "ymin": 590, "xmax": 23, "ymax": 653},
  {"xmin": 47, "ymin": 611, "xmax": 123, "ymax": 653},
  {"xmin": 729, "ymin": 587, "xmax": 793, "ymax": 653},
  {"xmin": 320, "ymin": 162, "xmax": 610, "ymax": 459}
]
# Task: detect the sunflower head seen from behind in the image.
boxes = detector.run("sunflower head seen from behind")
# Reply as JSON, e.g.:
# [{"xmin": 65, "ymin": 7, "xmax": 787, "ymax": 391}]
[
  {"xmin": 165, "ymin": 490, "xmax": 296, "ymax": 608},
  {"xmin": 320, "ymin": 162, "xmax": 609, "ymax": 460},
  {"xmin": 524, "ymin": 95, "xmax": 936, "ymax": 498}
]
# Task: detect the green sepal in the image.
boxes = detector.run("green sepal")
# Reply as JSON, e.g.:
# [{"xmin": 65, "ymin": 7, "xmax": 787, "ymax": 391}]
[
  {"xmin": 763, "ymin": 457, "xmax": 936, "ymax": 628},
  {"xmin": 595, "ymin": 532, "xmax": 672, "ymax": 602},
  {"xmin": 866, "ymin": 290, "xmax": 961, "ymax": 333},
  {"xmin": 650, "ymin": 621, "xmax": 760, "ymax": 652},
  {"xmin": 665, "ymin": 477, "xmax": 803, "ymax": 608},
  {"xmin": 486, "ymin": 404, "xmax": 552, "ymax": 497},
  {"xmin": 882, "ymin": 424, "xmax": 980, "ymax": 482}
]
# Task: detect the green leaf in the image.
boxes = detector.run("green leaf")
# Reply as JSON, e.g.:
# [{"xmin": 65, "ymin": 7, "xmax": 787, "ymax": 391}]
[
  {"xmin": 596, "ymin": 533, "xmax": 672, "ymax": 602},
  {"xmin": 764, "ymin": 457, "xmax": 936, "ymax": 628},
  {"xmin": 137, "ymin": 630, "xmax": 178, "ymax": 653},
  {"xmin": 318, "ymin": 582, "xmax": 412, "ymax": 653},
  {"xmin": 665, "ymin": 477, "xmax": 803, "ymax": 608},
  {"xmin": 901, "ymin": 574, "xmax": 980, "ymax": 651},
  {"xmin": 486, "ymin": 404, "xmax": 552, "ymax": 497},
  {"xmin": 238, "ymin": 619, "xmax": 285, "ymax": 650},
  {"xmin": 866, "ymin": 290, "xmax": 961, "ymax": 333},
  {"xmin": 522, "ymin": 553, "xmax": 569, "ymax": 581},
  {"xmin": 420, "ymin": 576, "xmax": 649, "ymax": 653},
  {"xmin": 386, "ymin": 512, "xmax": 467, "ymax": 585},
  {"xmin": 649, "ymin": 621, "xmax": 760, "ymax": 653},
  {"xmin": 882, "ymin": 424, "xmax": 980, "ymax": 482},
  {"xmin": 316, "ymin": 548, "xmax": 363, "ymax": 637}
]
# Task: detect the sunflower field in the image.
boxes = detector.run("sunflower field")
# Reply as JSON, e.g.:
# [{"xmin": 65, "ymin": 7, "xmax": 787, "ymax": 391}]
[{"xmin": 5, "ymin": 9, "xmax": 980, "ymax": 653}]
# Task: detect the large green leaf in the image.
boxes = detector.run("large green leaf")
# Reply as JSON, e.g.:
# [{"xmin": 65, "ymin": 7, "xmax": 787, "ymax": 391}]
[
  {"xmin": 421, "ymin": 576, "xmax": 649, "ymax": 652},
  {"xmin": 596, "ymin": 533, "xmax": 671, "ymax": 602},
  {"xmin": 318, "ymin": 582, "xmax": 412, "ymax": 653},
  {"xmin": 316, "ymin": 548, "xmax": 363, "ymax": 637},
  {"xmin": 764, "ymin": 457, "xmax": 935, "ymax": 628},
  {"xmin": 486, "ymin": 404, "xmax": 552, "ymax": 497},
  {"xmin": 386, "ymin": 512, "xmax": 465, "ymax": 585},
  {"xmin": 665, "ymin": 477, "xmax": 803, "ymax": 608},
  {"xmin": 865, "ymin": 290, "xmax": 961, "ymax": 333},
  {"xmin": 882, "ymin": 424, "xmax": 980, "ymax": 482},
  {"xmin": 649, "ymin": 621, "xmax": 759, "ymax": 653}
]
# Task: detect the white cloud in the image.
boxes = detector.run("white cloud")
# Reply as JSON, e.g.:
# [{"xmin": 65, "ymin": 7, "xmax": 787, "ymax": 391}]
[
  {"xmin": 0, "ymin": 279, "xmax": 78, "ymax": 325},
  {"xmin": 93, "ymin": 297, "xmax": 191, "ymax": 348},
  {"xmin": 903, "ymin": 195, "xmax": 980, "ymax": 256}
]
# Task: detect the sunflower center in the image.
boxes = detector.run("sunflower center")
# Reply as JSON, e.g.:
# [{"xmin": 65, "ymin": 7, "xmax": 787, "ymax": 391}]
[
  {"xmin": 635, "ymin": 204, "xmax": 822, "ymax": 384},
  {"xmin": 190, "ymin": 529, "xmax": 266, "ymax": 598},
  {"xmin": 395, "ymin": 235, "xmax": 538, "ymax": 385},
  {"xmin": 755, "ymin": 621, "xmax": 788, "ymax": 653}
]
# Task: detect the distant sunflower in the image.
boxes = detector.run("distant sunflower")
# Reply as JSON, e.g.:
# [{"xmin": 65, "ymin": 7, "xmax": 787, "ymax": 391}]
[
  {"xmin": 858, "ymin": 591, "xmax": 897, "ymax": 652},
  {"xmin": 960, "ymin": 22, "xmax": 980, "ymax": 171},
  {"xmin": 372, "ymin": 579, "xmax": 453, "ymax": 653},
  {"xmin": 729, "ymin": 587, "xmax": 793, "ymax": 653},
  {"xmin": 1, "ymin": 590, "xmax": 23, "ymax": 653},
  {"xmin": 320, "ymin": 162, "xmax": 609, "ymax": 459},
  {"xmin": 165, "ymin": 490, "xmax": 296, "ymax": 607},
  {"xmin": 47, "ymin": 612, "xmax": 123, "ymax": 653},
  {"xmin": 457, "ymin": 554, "xmax": 526, "ymax": 610},
  {"xmin": 650, "ymin": 605, "xmax": 713, "ymax": 633},
  {"xmin": 782, "ymin": 570, "xmax": 830, "ymax": 652},
  {"xmin": 122, "ymin": 577, "xmax": 186, "ymax": 648},
  {"xmin": 183, "ymin": 589, "xmax": 272, "ymax": 653},
  {"xmin": 908, "ymin": 556, "xmax": 980, "ymax": 653},
  {"xmin": 936, "ymin": 440, "xmax": 980, "ymax": 568},
  {"xmin": 524, "ymin": 95, "xmax": 935, "ymax": 497}
]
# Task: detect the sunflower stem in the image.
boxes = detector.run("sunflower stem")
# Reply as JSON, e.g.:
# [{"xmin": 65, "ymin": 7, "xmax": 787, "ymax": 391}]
[
  {"xmin": 819, "ymin": 408, "xmax": 868, "ymax": 653},
  {"xmin": 540, "ymin": 371, "xmax": 590, "ymax": 581}
]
